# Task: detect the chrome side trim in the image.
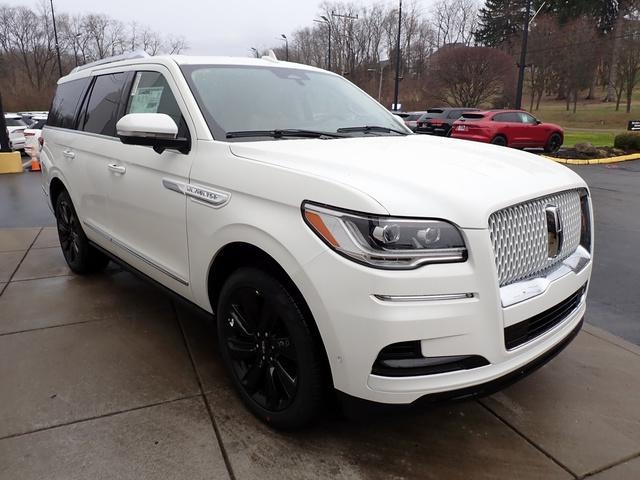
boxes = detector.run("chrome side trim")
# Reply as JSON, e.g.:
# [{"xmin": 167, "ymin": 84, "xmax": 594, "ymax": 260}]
[
  {"xmin": 373, "ymin": 293, "xmax": 474, "ymax": 303},
  {"xmin": 44, "ymin": 126, "xmax": 120, "ymax": 142},
  {"xmin": 162, "ymin": 178, "xmax": 231, "ymax": 208},
  {"xmin": 83, "ymin": 221, "xmax": 189, "ymax": 286},
  {"xmin": 500, "ymin": 246, "xmax": 591, "ymax": 308}
]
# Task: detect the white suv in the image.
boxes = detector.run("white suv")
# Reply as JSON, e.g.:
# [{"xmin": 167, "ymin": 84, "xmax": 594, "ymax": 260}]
[{"xmin": 41, "ymin": 52, "xmax": 593, "ymax": 428}]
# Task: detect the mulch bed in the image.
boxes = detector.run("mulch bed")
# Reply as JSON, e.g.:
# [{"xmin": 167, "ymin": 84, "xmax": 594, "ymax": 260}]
[{"xmin": 548, "ymin": 146, "xmax": 639, "ymax": 160}]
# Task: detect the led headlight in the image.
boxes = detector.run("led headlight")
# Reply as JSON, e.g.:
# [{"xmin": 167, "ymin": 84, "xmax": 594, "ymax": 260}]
[{"xmin": 302, "ymin": 202, "xmax": 467, "ymax": 269}]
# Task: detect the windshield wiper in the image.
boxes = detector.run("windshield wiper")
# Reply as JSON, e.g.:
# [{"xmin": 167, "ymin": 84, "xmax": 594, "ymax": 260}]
[
  {"xmin": 337, "ymin": 125, "xmax": 409, "ymax": 136},
  {"xmin": 226, "ymin": 129, "xmax": 346, "ymax": 139}
]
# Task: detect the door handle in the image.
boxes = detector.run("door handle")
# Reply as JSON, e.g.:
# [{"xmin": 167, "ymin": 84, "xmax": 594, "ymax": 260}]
[
  {"xmin": 62, "ymin": 149, "xmax": 75, "ymax": 159},
  {"xmin": 107, "ymin": 163, "xmax": 126, "ymax": 174}
]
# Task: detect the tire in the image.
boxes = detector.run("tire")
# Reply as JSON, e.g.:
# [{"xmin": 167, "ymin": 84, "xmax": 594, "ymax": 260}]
[
  {"xmin": 491, "ymin": 135, "xmax": 508, "ymax": 147},
  {"xmin": 217, "ymin": 267, "xmax": 324, "ymax": 429},
  {"xmin": 544, "ymin": 132, "xmax": 563, "ymax": 154},
  {"xmin": 54, "ymin": 190, "xmax": 110, "ymax": 274}
]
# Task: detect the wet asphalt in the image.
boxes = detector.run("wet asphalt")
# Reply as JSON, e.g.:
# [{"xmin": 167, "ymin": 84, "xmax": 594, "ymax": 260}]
[{"xmin": 1, "ymin": 160, "xmax": 638, "ymax": 344}]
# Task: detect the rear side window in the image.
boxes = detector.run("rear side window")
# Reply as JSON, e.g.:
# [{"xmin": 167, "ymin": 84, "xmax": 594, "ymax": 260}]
[
  {"xmin": 82, "ymin": 73, "xmax": 127, "ymax": 136},
  {"xmin": 126, "ymin": 71, "xmax": 188, "ymax": 137},
  {"xmin": 493, "ymin": 112, "xmax": 520, "ymax": 123},
  {"xmin": 447, "ymin": 110, "xmax": 463, "ymax": 119},
  {"xmin": 48, "ymin": 78, "xmax": 89, "ymax": 129}
]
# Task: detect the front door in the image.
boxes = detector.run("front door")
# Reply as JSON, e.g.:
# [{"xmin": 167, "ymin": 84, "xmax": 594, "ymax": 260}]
[{"xmin": 106, "ymin": 68, "xmax": 194, "ymax": 297}]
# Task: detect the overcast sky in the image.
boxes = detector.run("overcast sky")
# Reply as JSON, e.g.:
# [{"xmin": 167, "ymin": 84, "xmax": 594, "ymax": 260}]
[{"xmin": 4, "ymin": 0, "xmax": 440, "ymax": 56}]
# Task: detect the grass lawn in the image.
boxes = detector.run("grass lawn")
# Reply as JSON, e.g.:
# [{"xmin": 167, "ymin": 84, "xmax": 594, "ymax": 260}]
[{"xmin": 563, "ymin": 130, "xmax": 619, "ymax": 148}]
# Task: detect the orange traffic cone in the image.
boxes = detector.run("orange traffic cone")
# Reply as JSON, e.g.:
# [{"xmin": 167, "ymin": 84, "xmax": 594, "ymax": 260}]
[{"xmin": 30, "ymin": 157, "xmax": 41, "ymax": 172}]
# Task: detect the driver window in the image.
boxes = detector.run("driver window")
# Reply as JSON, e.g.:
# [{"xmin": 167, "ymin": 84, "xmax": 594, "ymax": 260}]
[{"xmin": 127, "ymin": 71, "xmax": 188, "ymax": 137}]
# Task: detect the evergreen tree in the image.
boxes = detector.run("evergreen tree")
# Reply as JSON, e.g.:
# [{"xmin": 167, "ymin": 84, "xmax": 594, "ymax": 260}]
[{"xmin": 474, "ymin": 0, "xmax": 528, "ymax": 47}]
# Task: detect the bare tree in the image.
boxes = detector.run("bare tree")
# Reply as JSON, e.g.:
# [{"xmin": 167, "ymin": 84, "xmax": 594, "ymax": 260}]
[
  {"xmin": 431, "ymin": 0, "xmax": 478, "ymax": 48},
  {"xmin": 429, "ymin": 45, "xmax": 516, "ymax": 107}
]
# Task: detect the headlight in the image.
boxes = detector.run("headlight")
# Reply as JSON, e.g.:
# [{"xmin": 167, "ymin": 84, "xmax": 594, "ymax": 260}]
[{"xmin": 302, "ymin": 202, "xmax": 467, "ymax": 269}]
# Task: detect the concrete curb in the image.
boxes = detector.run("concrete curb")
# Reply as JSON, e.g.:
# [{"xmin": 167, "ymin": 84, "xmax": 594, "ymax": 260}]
[
  {"xmin": 544, "ymin": 153, "xmax": 640, "ymax": 165},
  {"xmin": 583, "ymin": 324, "xmax": 640, "ymax": 357}
]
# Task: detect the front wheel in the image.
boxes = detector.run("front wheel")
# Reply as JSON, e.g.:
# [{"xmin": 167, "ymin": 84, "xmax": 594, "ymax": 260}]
[
  {"xmin": 55, "ymin": 190, "xmax": 110, "ymax": 274},
  {"xmin": 544, "ymin": 133, "xmax": 563, "ymax": 154},
  {"xmin": 217, "ymin": 267, "xmax": 325, "ymax": 429}
]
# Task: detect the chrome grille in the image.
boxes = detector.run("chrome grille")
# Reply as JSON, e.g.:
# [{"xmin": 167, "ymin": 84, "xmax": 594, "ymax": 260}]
[{"xmin": 489, "ymin": 190, "xmax": 582, "ymax": 286}]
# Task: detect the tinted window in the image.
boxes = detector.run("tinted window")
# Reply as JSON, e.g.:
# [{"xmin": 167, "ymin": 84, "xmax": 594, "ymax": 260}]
[
  {"xmin": 126, "ymin": 71, "xmax": 188, "ymax": 137},
  {"xmin": 82, "ymin": 73, "xmax": 127, "ymax": 136},
  {"xmin": 461, "ymin": 113, "xmax": 485, "ymax": 120},
  {"xmin": 447, "ymin": 110, "xmax": 463, "ymax": 119},
  {"xmin": 405, "ymin": 113, "xmax": 423, "ymax": 121},
  {"xmin": 493, "ymin": 112, "xmax": 520, "ymax": 123},
  {"xmin": 4, "ymin": 118, "xmax": 26, "ymax": 127},
  {"xmin": 48, "ymin": 78, "xmax": 89, "ymax": 129}
]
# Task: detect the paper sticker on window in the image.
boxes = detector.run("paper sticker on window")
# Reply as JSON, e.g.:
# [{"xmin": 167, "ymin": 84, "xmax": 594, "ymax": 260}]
[{"xmin": 129, "ymin": 87, "xmax": 164, "ymax": 114}]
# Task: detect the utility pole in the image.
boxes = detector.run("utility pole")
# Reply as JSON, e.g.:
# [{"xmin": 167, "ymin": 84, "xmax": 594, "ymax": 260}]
[
  {"xmin": 331, "ymin": 11, "xmax": 358, "ymax": 73},
  {"xmin": 314, "ymin": 16, "xmax": 332, "ymax": 70},
  {"xmin": 515, "ymin": 0, "xmax": 532, "ymax": 110},
  {"xmin": 280, "ymin": 34, "xmax": 289, "ymax": 61},
  {"xmin": 50, "ymin": 0, "xmax": 63, "ymax": 78},
  {"xmin": 393, "ymin": 0, "xmax": 403, "ymax": 111},
  {"xmin": 0, "ymin": 91, "xmax": 11, "ymax": 153}
]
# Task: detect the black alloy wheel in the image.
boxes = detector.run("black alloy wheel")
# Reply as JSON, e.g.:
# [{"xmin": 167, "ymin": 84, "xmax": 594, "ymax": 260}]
[
  {"xmin": 217, "ymin": 267, "xmax": 324, "ymax": 429},
  {"xmin": 55, "ymin": 190, "xmax": 109, "ymax": 274},
  {"xmin": 545, "ymin": 133, "xmax": 563, "ymax": 154},
  {"xmin": 491, "ymin": 135, "xmax": 508, "ymax": 147}
]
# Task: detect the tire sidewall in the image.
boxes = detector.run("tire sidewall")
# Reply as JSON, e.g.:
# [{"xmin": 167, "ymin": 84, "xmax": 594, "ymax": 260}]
[{"xmin": 216, "ymin": 267, "xmax": 323, "ymax": 429}]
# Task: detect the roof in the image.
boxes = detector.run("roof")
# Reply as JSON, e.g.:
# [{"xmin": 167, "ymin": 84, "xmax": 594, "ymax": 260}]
[{"xmin": 60, "ymin": 52, "xmax": 327, "ymax": 84}]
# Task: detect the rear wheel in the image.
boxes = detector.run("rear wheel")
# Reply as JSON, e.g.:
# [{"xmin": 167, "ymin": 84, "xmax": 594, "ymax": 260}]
[
  {"xmin": 491, "ymin": 135, "xmax": 508, "ymax": 147},
  {"xmin": 217, "ymin": 267, "xmax": 324, "ymax": 429},
  {"xmin": 55, "ymin": 190, "xmax": 110, "ymax": 274},
  {"xmin": 544, "ymin": 133, "xmax": 563, "ymax": 154}
]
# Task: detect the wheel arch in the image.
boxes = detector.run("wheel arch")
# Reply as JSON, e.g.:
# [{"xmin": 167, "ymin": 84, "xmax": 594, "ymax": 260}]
[
  {"xmin": 49, "ymin": 176, "xmax": 67, "ymax": 210},
  {"xmin": 207, "ymin": 241, "xmax": 334, "ymax": 386}
]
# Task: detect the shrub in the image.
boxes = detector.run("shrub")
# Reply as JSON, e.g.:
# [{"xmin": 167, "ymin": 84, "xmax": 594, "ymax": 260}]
[{"xmin": 614, "ymin": 133, "xmax": 640, "ymax": 151}]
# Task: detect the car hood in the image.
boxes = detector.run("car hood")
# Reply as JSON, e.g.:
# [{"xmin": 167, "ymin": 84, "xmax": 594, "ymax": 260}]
[{"xmin": 229, "ymin": 134, "xmax": 586, "ymax": 229}]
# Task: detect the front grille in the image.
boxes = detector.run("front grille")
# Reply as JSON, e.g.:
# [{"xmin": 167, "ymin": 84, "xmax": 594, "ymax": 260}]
[
  {"xmin": 504, "ymin": 284, "xmax": 586, "ymax": 350},
  {"xmin": 489, "ymin": 190, "xmax": 582, "ymax": 286}
]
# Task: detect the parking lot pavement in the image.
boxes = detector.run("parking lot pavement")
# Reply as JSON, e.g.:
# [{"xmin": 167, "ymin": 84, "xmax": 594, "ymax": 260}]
[
  {"xmin": 568, "ymin": 161, "xmax": 640, "ymax": 345},
  {"xmin": 1, "ymin": 227, "xmax": 640, "ymax": 479}
]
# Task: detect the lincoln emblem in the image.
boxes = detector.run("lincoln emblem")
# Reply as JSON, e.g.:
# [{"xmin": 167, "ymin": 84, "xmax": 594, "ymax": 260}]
[{"xmin": 545, "ymin": 205, "xmax": 563, "ymax": 258}]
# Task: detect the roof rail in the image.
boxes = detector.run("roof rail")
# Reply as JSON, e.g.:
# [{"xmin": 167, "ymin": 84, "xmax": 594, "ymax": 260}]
[{"xmin": 70, "ymin": 50, "xmax": 150, "ymax": 74}]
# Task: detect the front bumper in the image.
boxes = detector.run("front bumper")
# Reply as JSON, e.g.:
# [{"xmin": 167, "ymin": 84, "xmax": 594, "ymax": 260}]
[{"xmin": 297, "ymin": 228, "xmax": 591, "ymax": 404}]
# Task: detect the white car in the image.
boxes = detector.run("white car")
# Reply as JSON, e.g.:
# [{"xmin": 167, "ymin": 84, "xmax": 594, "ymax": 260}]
[
  {"xmin": 24, "ymin": 114, "xmax": 47, "ymax": 159},
  {"xmin": 5, "ymin": 113, "xmax": 27, "ymax": 151},
  {"xmin": 41, "ymin": 52, "xmax": 594, "ymax": 428}
]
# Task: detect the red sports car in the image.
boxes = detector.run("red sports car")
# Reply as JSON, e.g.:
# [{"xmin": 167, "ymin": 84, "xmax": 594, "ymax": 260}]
[{"xmin": 451, "ymin": 110, "xmax": 564, "ymax": 153}]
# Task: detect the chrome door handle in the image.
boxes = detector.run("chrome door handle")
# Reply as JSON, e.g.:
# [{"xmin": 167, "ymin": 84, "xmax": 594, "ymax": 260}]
[
  {"xmin": 107, "ymin": 163, "xmax": 126, "ymax": 174},
  {"xmin": 62, "ymin": 149, "xmax": 75, "ymax": 159}
]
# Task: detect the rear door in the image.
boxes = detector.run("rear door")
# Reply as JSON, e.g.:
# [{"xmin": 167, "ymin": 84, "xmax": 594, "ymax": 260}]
[
  {"xmin": 105, "ymin": 67, "xmax": 194, "ymax": 296},
  {"xmin": 72, "ymin": 71, "xmax": 130, "ymax": 243},
  {"xmin": 492, "ymin": 112, "xmax": 519, "ymax": 145}
]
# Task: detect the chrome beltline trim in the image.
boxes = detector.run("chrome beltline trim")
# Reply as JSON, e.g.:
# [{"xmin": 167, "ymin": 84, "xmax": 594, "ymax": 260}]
[
  {"xmin": 83, "ymin": 221, "xmax": 189, "ymax": 286},
  {"xmin": 500, "ymin": 246, "xmax": 591, "ymax": 308},
  {"xmin": 373, "ymin": 293, "xmax": 474, "ymax": 303},
  {"xmin": 162, "ymin": 178, "xmax": 231, "ymax": 208}
]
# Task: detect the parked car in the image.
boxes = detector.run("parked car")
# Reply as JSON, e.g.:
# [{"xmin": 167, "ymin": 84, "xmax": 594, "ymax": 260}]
[
  {"xmin": 4, "ymin": 113, "xmax": 27, "ymax": 151},
  {"xmin": 18, "ymin": 111, "xmax": 49, "ymax": 126},
  {"xmin": 24, "ymin": 114, "xmax": 47, "ymax": 158},
  {"xmin": 401, "ymin": 111, "xmax": 427, "ymax": 131},
  {"xmin": 415, "ymin": 107, "xmax": 479, "ymax": 136},
  {"xmin": 41, "ymin": 52, "xmax": 593, "ymax": 429},
  {"xmin": 451, "ymin": 110, "xmax": 564, "ymax": 153}
]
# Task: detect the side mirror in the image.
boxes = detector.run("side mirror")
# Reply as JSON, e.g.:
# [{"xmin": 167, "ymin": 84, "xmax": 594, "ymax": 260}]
[
  {"xmin": 116, "ymin": 113, "xmax": 190, "ymax": 154},
  {"xmin": 536, "ymin": 120, "xmax": 542, "ymax": 125}
]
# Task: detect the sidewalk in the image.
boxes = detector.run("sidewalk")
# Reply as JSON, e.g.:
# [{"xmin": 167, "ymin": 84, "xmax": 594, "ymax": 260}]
[{"xmin": 1, "ymin": 227, "xmax": 639, "ymax": 480}]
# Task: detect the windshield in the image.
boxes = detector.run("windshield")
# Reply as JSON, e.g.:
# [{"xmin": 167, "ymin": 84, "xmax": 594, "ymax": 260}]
[
  {"xmin": 182, "ymin": 65, "xmax": 405, "ymax": 140},
  {"xmin": 5, "ymin": 118, "xmax": 26, "ymax": 127}
]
